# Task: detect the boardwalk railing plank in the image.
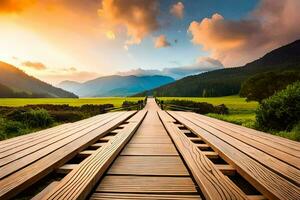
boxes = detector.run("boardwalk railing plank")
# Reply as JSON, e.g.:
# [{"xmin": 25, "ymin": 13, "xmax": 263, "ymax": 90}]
[
  {"xmin": 191, "ymin": 113, "xmax": 300, "ymax": 153},
  {"xmin": 158, "ymin": 111, "xmax": 248, "ymax": 200},
  {"xmin": 0, "ymin": 112, "xmax": 125, "ymax": 179},
  {"xmin": 0, "ymin": 112, "xmax": 118, "ymax": 163},
  {"xmin": 41, "ymin": 110, "xmax": 147, "ymax": 200},
  {"xmin": 0, "ymin": 111, "xmax": 136, "ymax": 200},
  {"xmin": 0, "ymin": 113, "xmax": 109, "ymax": 150},
  {"xmin": 186, "ymin": 112, "xmax": 300, "ymax": 167},
  {"xmin": 0, "ymin": 112, "xmax": 113, "ymax": 155},
  {"xmin": 169, "ymin": 111, "xmax": 300, "ymax": 200},
  {"xmin": 180, "ymin": 112, "xmax": 300, "ymax": 185}
]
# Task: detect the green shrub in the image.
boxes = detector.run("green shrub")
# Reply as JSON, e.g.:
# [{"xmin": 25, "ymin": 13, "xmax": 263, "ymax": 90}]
[
  {"xmin": 25, "ymin": 109, "xmax": 53, "ymax": 128},
  {"xmin": 163, "ymin": 100, "xmax": 229, "ymax": 114},
  {"xmin": 256, "ymin": 81, "xmax": 300, "ymax": 131},
  {"xmin": 49, "ymin": 111, "xmax": 85, "ymax": 122},
  {"xmin": 5, "ymin": 108, "xmax": 28, "ymax": 121},
  {"xmin": 80, "ymin": 104, "xmax": 113, "ymax": 115},
  {"xmin": 214, "ymin": 104, "xmax": 229, "ymax": 114},
  {"xmin": 122, "ymin": 101, "xmax": 138, "ymax": 110},
  {"xmin": 0, "ymin": 119, "xmax": 25, "ymax": 140},
  {"xmin": 6, "ymin": 108, "xmax": 53, "ymax": 128},
  {"xmin": 4, "ymin": 121, "xmax": 24, "ymax": 133}
]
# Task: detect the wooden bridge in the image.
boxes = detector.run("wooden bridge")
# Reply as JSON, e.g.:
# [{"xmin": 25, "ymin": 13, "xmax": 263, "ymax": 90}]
[{"xmin": 0, "ymin": 98, "xmax": 299, "ymax": 200}]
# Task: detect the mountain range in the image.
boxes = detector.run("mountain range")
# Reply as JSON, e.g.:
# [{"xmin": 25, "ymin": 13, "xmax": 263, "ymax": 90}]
[
  {"xmin": 58, "ymin": 75, "xmax": 174, "ymax": 97},
  {"xmin": 1, "ymin": 39, "xmax": 299, "ymax": 98},
  {"xmin": 0, "ymin": 61, "xmax": 77, "ymax": 98},
  {"xmin": 135, "ymin": 39, "xmax": 300, "ymax": 97}
]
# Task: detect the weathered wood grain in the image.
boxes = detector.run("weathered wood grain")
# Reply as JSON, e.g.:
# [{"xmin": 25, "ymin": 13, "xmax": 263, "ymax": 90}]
[
  {"xmin": 0, "ymin": 111, "xmax": 135, "ymax": 200},
  {"xmin": 95, "ymin": 176, "xmax": 198, "ymax": 194},
  {"xmin": 180, "ymin": 112, "xmax": 300, "ymax": 186},
  {"xmin": 0, "ymin": 112, "xmax": 125, "ymax": 178},
  {"xmin": 188, "ymin": 112, "xmax": 300, "ymax": 164},
  {"xmin": 191, "ymin": 112, "xmax": 300, "ymax": 153},
  {"xmin": 159, "ymin": 111, "xmax": 248, "ymax": 200},
  {"xmin": 90, "ymin": 193, "xmax": 202, "ymax": 200},
  {"xmin": 41, "ymin": 111, "xmax": 147, "ymax": 200},
  {"xmin": 169, "ymin": 111, "xmax": 300, "ymax": 200},
  {"xmin": 107, "ymin": 156, "xmax": 189, "ymax": 176}
]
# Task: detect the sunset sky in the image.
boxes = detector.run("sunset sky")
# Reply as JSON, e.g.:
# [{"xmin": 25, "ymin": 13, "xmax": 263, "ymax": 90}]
[{"xmin": 1, "ymin": 0, "xmax": 300, "ymax": 84}]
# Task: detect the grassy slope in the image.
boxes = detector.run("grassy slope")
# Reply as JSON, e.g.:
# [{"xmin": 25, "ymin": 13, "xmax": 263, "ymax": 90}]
[
  {"xmin": 0, "ymin": 97, "xmax": 143, "ymax": 107},
  {"xmin": 159, "ymin": 96, "xmax": 258, "ymax": 128}
]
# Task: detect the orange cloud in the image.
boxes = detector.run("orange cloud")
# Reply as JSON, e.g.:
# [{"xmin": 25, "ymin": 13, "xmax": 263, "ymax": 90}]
[
  {"xmin": 22, "ymin": 61, "xmax": 47, "ymax": 70},
  {"xmin": 98, "ymin": 0, "xmax": 160, "ymax": 45},
  {"xmin": 188, "ymin": 0, "xmax": 300, "ymax": 67},
  {"xmin": 0, "ymin": 0, "xmax": 35, "ymax": 13},
  {"xmin": 154, "ymin": 35, "xmax": 171, "ymax": 48},
  {"xmin": 170, "ymin": 2, "xmax": 184, "ymax": 19}
]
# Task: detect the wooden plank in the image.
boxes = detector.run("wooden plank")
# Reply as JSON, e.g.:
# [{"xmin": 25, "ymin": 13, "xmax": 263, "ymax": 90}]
[
  {"xmin": 32, "ymin": 181, "xmax": 60, "ymax": 200},
  {"xmin": 215, "ymin": 164, "xmax": 236, "ymax": 176},
  {"xmin": 89, "ymin": 143, "xmax": 104, "ymax": 150},
  {"xmin": 127, "ymin": 110, "xmax": 148, "ymax": 122},
  {"xmin": 169, "ymin": 111, "xmax": 300, "ymax": 200},
  {"xmin": 187, "ymin": 112, "xmax": 300, "ymax": 166},
  {"xmin": 0, "ymin": 112, "xmax": 116, "ymax": 163},
  {"xmin": 157, "ymin": 110, "xmax": 176, "ymax": 122},
  {"xmin": 98, "ymin": 136, "xmax": 114, "ymax": 142},
  {"xmin": 0, "ymin": 123, "xmax": 70, "ymax": 150},
  {"xmin": 56, "ymin": 164, "xmax": 77, "ymax": 174},
  {"xmin": 196, "ymin": 144, "xmax": 210, "ymax": 149},
  {"xmin": 0, "ymin": 111, "xmax": 136, "ymax": 200},
  {"xmin": 129, "ymin": 137, "xmax": 172, "ymax": 144},
  {"xmin": 0, "ymin": 112, "xmax": 125, "ymax": 178},
  {"xmin": 90, "ymin": 193, "xmax": 202, "ymax": 200},
  {"xmin": 77, "ymin": 150, "xmax": 95, "ymax": 158},
  {"xmin": 180, "ymin": 112, "xmax": 300, "ymax": 186},
  {"xmin": 0, "ymin": 119, "xmax": 90, "ymax": 153},
  {"xmin": 0, "ymin": 113, "xmax": 109, "ymax": 152},
  {"xmin": 95, "ymin": 176, "xmax": 198, "ymax": 194},
  {"xmin": 202, "ymin": 151, "xmax": 219, "ymax": 159},
  {"xmin": 120, "ymin": 143, "xmax": 178, "ymax": 156},
  {"xmin": 41, "ymin": 111, "xmax": 147, "ymax": 200},
  {"xmin": 107, "ymin": 156, "xmax": 189, "ymax": 176},
  {"xmin": 247, "ymin": 195, "xmax": 267, "ymax": 200},
  {"xmin": 158, "ymin": 111, "xmax": 248, "ymax": 200},
  {"xmin": 191, "ymin": 112, "xmax": 300, "ymax": 153}
]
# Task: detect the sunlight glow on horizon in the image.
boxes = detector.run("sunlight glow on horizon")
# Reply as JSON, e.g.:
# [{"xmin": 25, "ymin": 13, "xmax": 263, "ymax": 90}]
[{"xmin": 1, "ymin": 0, "xmax": 299, "ymax": 85}]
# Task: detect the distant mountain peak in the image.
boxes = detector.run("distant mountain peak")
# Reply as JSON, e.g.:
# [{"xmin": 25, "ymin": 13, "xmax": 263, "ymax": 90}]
[{"xmin": 58, "ymin": 75, "xmax": 174, "ymax": 97}]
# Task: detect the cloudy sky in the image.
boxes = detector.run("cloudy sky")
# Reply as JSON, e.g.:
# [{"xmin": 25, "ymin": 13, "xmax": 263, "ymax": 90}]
[{"xmin": 1, "ymin": 0, "xmax": 300, "ymax": 84}]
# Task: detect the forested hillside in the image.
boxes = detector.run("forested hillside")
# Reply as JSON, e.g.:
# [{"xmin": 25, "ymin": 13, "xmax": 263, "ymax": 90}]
[
  {"xmin": 0, "ymin": 61, "xmax": 78, "ymax": 98},
  {"xmin": 137, "ymin": 40, "xmax": 300, "ymax": 97}
]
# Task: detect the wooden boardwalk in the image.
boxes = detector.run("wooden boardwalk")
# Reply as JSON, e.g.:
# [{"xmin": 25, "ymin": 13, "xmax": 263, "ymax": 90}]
[{"xmin": 0, "ymin": 98, "xmax": 299, "ymax": 200}]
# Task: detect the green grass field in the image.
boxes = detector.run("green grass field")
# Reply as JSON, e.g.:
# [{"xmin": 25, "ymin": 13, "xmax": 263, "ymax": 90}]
[
  {"xmin": 0, "ymin": 97, "xmax": 144, "ymax": 140},
  {"xmin": 0, "ymin": 97, "xmax": 144, "ymax": 107},
  {"xmin": 159, "ymin": 96, "xmax": 258, "ymax": 128}
]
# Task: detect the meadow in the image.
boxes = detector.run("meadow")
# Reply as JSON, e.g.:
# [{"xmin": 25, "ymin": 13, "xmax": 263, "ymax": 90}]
[
  {"xmin": 0, "ymin": 97, "xmax": 144, "ymax": 140},
  {"xmin": 0, "ymin": 97, "xmax": 144, "ymax": 107},
  {"xmin": 159, "ymin": 96, "xmax": 258, "ymax": 128}
]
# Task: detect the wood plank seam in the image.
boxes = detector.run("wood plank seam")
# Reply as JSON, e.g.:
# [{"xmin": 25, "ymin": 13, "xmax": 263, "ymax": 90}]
[
  {"xmin": 186, "ymin": 112, "xmax": 300, "ymax": 167},
  {"xmin": 0, "ymin": 111, "xmax": 136, "ymax": 200},
  {"xmin": 41, "ymin": 111, "xmax": 147, "ymax": 200},
  {"xmin": 158, "ymin": 111, "xmax": 248, "ymax": 200},
  {"xmin": 181, "ymin": 112, "xmax": 300, "ymax": 186},
  {"xmin": 169, "ymin": 111, "xmax": 300, "ymax": 200}
]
